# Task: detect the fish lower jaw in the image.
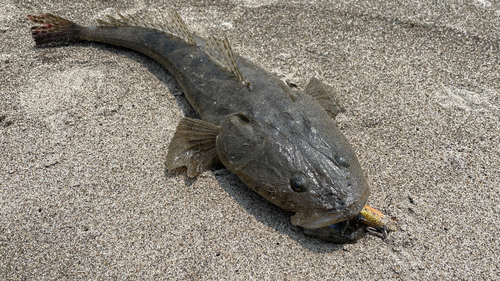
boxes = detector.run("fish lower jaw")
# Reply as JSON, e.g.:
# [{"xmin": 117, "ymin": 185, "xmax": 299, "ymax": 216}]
[
  {"xmin": 291, "ymin": 212, "xmax": 349, "ymax": 229},
  {"xmin": 292, "ymin": 191, "xmax": 369, "ymax": 229}
]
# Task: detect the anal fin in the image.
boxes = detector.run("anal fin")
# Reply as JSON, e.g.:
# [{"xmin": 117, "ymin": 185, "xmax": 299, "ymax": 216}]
[
  {"xmin": 305, "ymin": 77, "xmax": 346, "ymax": 119},
  {"xmin": 166, "ymin": 118, "xmax": 220, "ymax": 177}
]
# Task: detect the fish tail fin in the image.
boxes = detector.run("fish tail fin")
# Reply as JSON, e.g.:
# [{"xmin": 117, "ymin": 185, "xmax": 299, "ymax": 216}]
[{"xmin": 27, "ymin": 14, "xmax": 80, "ymax": 47}]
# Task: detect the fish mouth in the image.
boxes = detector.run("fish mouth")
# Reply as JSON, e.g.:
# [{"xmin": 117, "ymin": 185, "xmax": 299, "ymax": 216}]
[{"xmin": 290, "ymin": 189, "xmax": 369, "ymax": 229}]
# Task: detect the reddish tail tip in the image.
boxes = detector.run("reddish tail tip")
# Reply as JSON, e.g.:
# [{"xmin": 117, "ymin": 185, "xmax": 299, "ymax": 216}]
[{"xmin": 27, "ymin": 13, "xmax": 78, "ymax": 47}]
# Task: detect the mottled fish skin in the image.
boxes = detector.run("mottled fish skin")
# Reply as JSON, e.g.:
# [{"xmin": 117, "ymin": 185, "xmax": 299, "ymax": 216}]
[{"xmin": 28, "ymin": 10, "xmax": 370, "ymax": 240}]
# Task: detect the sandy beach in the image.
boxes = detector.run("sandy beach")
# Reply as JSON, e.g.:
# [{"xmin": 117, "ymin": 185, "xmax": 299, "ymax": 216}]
[{"xmin": 1, "ymin": 0, "xmax": 499, "ymax": 279}]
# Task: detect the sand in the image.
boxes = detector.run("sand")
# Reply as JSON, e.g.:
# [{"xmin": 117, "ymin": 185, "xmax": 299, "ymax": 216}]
[{"xmin": 1, "ymin": 0, "xmax": 499, "ymax": 279}]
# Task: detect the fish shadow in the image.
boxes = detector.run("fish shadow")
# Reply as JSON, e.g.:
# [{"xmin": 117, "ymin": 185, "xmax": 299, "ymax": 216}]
[
  {"xmin": 89, "ymin": 42, "xmax": 348, "ymax": 252},
  {"xmin": 209, "ymin": 168, "xmax": 348, "ymax": 252}
]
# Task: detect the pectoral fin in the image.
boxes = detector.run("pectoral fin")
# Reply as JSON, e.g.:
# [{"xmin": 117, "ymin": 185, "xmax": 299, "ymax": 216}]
[
  {"xmin": 166, "ymin": 118, "xmax": 220, "ymax": 177},
  {"xmin": 305, "ymin": 77, "xmax": 346, "ymax": 119}
]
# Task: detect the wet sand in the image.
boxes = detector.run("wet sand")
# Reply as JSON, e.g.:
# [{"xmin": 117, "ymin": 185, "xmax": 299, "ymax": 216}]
[{"xmin": 1, "ymin": 0, "xmax": 499, "ymax": 279}]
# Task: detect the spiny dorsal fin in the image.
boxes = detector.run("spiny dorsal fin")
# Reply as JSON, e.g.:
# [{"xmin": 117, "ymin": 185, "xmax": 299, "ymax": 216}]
[
  {"xmin": 205, "ymin": 36, "xmax": 245, "ymax": 82},
  {"xmin": 166, "ymin": 117, "xmax": 220, "ymax": 177},
  {"xmin": 96, "ymin": 8, "xmax": 196, "ymax": 45},
  {"xmin": 305, "ymin": 77, "xmax": 346, "ymax": 119}
]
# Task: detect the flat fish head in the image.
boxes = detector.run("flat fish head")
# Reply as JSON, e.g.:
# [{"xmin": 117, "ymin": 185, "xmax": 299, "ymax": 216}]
[{"xmin": 216, "ymin": 92, "xmax": 370, "ymax": 229}]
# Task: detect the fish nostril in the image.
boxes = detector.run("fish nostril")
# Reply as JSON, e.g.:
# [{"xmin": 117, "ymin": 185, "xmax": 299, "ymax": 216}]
[{"xmin": 346, "ymin": 176, "xmax": 351, "ymax": 187}]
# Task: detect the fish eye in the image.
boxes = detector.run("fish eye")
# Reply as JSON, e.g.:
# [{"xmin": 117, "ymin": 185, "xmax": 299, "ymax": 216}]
[
  {"xmin": 290, "ymin": 173, "xmax": 308, "ymax": 192},
  {"xmin": 334, "ymin": 154, "xmax": 350, "ymax": 168}
]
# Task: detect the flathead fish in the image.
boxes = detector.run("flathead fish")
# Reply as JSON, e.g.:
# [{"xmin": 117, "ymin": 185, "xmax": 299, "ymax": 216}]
[{"xmin": 28, "ymin": 8, "xmax": 374, "ymax": 242}]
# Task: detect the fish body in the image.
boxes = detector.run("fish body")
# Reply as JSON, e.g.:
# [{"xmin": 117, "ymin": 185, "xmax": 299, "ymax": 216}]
[{"xmin": 28, "ymin": 10, "xmax": 371, "ymax": 240}]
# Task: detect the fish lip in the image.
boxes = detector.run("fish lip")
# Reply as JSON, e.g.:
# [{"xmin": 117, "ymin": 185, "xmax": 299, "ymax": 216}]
[
  {"xmin": 291, "ymin": 188, "xmax": 369, "ymax": 229},
  {"xmin": 291, "ymin": 211, "xmax": 346, "ymax": 229}
]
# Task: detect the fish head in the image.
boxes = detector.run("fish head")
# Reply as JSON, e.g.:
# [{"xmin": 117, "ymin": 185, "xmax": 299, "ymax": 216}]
[{"xmin": 216, "ymin": 92, "xmax": 369, "ymax": 229}]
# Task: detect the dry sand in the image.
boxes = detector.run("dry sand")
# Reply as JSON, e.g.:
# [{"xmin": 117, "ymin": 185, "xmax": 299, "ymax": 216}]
[{"xmin": 1, "ymin": 0, "xmax": 499, "ymax": 279}]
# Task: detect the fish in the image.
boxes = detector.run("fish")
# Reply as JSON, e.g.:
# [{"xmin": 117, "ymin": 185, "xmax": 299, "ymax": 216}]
[{"xmin": 27, "ymin": 8, "xmax": 373, "ymax": 242}]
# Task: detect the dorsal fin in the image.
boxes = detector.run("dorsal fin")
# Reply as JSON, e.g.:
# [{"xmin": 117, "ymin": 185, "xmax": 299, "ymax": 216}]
[
  {"xmin": 305, "ymin": 77, "xmax": 346, "ymax": 119},
  {"xmin": 205, "ymin": 36, "xmax": 245, "ymax": 82},
  {"xmin": 96, "ymin": 8, "xmax": 196, "ymax": 45}
]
